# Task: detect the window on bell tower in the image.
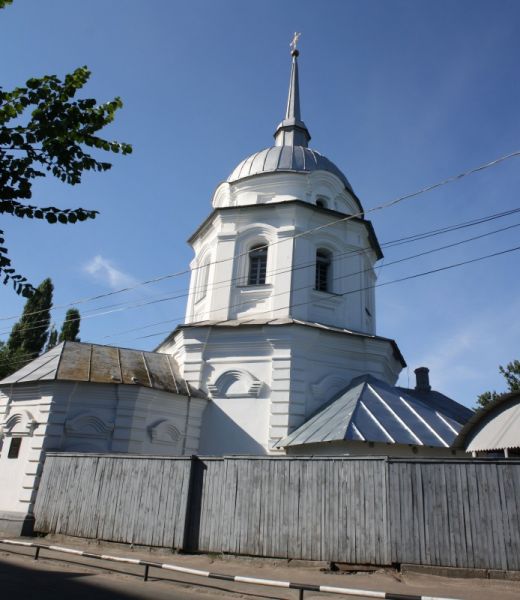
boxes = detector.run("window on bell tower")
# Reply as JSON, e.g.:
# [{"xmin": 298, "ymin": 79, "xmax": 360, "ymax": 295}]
[
  {"xmin": 248, "ymin": 244, "xmax": 268, "ymax": 285},
  {"xmin": 315, "ymin": 249, "xmax": 332, "ymax": 292}
]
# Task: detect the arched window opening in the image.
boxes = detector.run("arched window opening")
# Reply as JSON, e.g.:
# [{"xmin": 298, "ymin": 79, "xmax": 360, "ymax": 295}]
[
  {"xmin": 194, "ymin": 259, "xmax": 210, "ymax": 303},
  {"xmin": 248, "ymin": 244, "xmax": 268, "ymax": 285},
  {"xmin": 315, "ymin": 249, "xmax": 332, "ymax": 292}
]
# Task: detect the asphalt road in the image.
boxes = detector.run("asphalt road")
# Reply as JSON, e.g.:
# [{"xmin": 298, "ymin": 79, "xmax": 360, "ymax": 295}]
[
  {"xmin": 0, "ymin": 551, "xmax": 243, "ymax": 600},
  {"xmin": 0, "ymin": 543, "xmax": 519, "ymax": 600}
]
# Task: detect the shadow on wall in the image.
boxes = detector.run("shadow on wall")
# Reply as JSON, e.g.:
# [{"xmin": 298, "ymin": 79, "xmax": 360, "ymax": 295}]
[{"xmin": 198, "ymin": 402, "xmax": 267, "ymax": 455}]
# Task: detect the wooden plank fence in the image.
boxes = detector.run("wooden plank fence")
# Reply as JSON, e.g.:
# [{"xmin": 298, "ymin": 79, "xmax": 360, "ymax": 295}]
[{"xmin": 34, "ymin": 454, "xmax": 520, "ymax": 571}]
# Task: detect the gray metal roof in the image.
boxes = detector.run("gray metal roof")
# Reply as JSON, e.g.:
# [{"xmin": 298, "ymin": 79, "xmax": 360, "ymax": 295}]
[
  {"xmin": 227, "ymin": 145, "xmax": 354, "ymax": 193},
  {"xmin": 0, "ymin": 341, "xmax": 205, "ymax": 398},
  {"xmin": 396, "ymin": 386, "xmax": 473, "ymax": 425},
  {"xmin": 452, "ymin": 391, "xmax": 520, "ymax": 452},
  {"xmin": 157, "ymin": 318, "xmax": 405, "ymax": 367},
  {"xmin": 278, "ymin": 375, "xmax": 471, "ymax": 449},
  {"xmin": 227, "ymin": 46, "xmax": 355, "ymax": 195}
]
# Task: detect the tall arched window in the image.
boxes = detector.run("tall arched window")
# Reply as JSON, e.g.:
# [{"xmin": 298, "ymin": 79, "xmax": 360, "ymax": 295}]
[
  {"xmin": 194, "ymin": 258, "xmax": 210, "ymax": 302},
  {"xmin": 248, "ymin": 244, "xmax": 267, "ymax": 285},
  {"xmin": 315, "ymin": 249, "xmax": 332, "ymax": 292}
]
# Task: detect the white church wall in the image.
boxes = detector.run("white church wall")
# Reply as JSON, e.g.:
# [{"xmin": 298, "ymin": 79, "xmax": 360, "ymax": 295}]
[
  {"xmin": 185, "ymin": 200, "xmax": 378, "ymax": 333},
  {"xmin": 162, "ymin": 322, "xmax": 402, "ymax": 455},
  {"xmin": 0, "ymin": 380, "xmax": 207, "ymax": 533},
  {"xmin": 198, "ymin": 397, "xmax": 269, "ymax": 455},
  {"xmin": 212, "ymin": 171, "xmax": 359, "ymax": 216},
  {"xmin": 284, "ymin": 440, "xmax": 465, "ymax": 458},
  {"xmin": 0, "ymin": 384, "xmax": 51, "ymax": 526}
]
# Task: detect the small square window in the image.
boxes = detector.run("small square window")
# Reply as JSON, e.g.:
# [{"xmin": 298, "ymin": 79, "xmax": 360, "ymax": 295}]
[{"xmin": 8, "ymin": 437, "xmax": 22, "ymax": 459}]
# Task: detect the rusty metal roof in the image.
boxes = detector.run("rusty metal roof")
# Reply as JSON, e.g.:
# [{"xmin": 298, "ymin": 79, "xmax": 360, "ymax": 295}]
[{"xmin": 0, "ymin": 341, "xmax": 205, "ymax": 398}]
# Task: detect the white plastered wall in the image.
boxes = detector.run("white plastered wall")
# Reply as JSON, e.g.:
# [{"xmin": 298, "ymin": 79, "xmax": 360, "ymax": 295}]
[
  {"xmin": 0, "ymin": 381, "xmax": 206, "ymax": 522},
  {"xmin": 160, "ymin": 323, "xmax": 402, "ymax": 455}
]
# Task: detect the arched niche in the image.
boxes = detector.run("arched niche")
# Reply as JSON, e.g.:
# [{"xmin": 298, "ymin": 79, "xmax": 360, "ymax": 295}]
[
  {"xmin": 148, "ymin": 420, "xmax": 184, "ymax": 449},
  {"xmin": 1, "ymin": 410, "xmax": 38, "ymax": 438},
  {"xmin": 208, "ymin": 370, "xmax": 263, "ymax": 399},
  {"xmin": 64, "ymin": 414, "xmax": 114, "ymax": 439}
]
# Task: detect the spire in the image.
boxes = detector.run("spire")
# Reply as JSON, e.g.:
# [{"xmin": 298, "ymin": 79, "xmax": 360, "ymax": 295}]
[{"xmin": 274, "ymin": 34, "xmax": 311, "ymax": 147}]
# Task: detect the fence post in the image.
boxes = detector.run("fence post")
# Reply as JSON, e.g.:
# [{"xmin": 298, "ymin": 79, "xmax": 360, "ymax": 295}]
[{"xmin": 182, "ymin": 455, "xmax": 205, "ymax": 552}]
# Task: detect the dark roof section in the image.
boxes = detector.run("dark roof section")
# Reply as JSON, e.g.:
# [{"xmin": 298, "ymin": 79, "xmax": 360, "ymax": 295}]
[
  {"xmin": 451, "ymin": 391, "xmax": 520, "ymax": 450},
  {"xmin": 0, "ymin": 341, "xmax": 206, "ymax": 398},
  {"xmin": 187, "ymin": 200, "xmax": 382, "ymax": 260},
  {"xmin": 156, "ymin": 317, "xmax": 405, "ymax": 368},
  {"xmin": 396, "ymin": 386, "xmax": 474, "ymax": 425},
  {"xmin": 278, "ymin": 374, "xmax": 471, "ymax": 449}
]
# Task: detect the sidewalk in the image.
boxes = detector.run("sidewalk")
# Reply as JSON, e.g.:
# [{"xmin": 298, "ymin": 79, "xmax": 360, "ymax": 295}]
[{"xmin": 0, "ymin": 535, "xmax": 519, "ymax": 600}]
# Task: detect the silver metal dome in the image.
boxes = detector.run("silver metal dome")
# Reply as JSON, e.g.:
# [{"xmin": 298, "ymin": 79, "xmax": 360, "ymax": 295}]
[
  {"xmin": 227, "ymin": 145, "xmax": 353, "ymax": 192},
  {"xmin": 227, "ymin": 47, "xmax": 353, "ymax": 193}
]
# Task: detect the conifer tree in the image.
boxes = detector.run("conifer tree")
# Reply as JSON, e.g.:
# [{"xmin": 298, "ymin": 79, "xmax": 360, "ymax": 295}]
[
  {"xmin": 0, "ymin": 278, "xmax": 53, "ymax": 378},
  {"xmin": 58, "ymin": 308, "xmax": 81, "ymax": 343},
  {"xmin": 46, "ymin": 326, "xmax": 58, "ymax": 351}
]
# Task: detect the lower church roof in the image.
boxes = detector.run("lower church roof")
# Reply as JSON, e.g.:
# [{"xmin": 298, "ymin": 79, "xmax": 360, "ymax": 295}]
[
  {"xmin": 277, "ymin": 374, "xmax": 473, "ymax": 449},
  {"xmin": 0, "ymin": 341, "xmax": 205, "ymax": 398},
  {"xmin": 158, "ymin": 317, "xmax": 406, "ymax": 367}
]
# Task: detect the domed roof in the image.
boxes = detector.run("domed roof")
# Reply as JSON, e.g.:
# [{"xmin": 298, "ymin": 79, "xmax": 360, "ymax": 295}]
[
  {"xmin": 227, "ymin": 145, "xmax": 353, "ymax": 192},
  {"xmin": 226, "ymin": 45, "xmax": 355, "ymax": 196}
]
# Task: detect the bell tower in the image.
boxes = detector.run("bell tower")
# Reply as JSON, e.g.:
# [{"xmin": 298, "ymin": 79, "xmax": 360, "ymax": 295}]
[{"xmin": 157, "ymin": 41, "xmax": 405, "ymax": 454}]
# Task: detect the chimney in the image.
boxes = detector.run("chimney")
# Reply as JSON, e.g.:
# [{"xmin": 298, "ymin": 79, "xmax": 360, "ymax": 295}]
[{"xmin": 414, "ymin": 367, "xmax": 431, "ymax": 392}]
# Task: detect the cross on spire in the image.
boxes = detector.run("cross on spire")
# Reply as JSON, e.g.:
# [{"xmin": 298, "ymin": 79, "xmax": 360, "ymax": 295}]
[{"xmin": 274, "ymin": 34, "xmax": 311, "ymax": 147}]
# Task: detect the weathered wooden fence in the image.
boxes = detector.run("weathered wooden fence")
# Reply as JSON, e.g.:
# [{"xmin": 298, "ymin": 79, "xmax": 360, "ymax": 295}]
[{"xmin": 34, "ymin": 454, "xmax": 520, "ymax": 571}]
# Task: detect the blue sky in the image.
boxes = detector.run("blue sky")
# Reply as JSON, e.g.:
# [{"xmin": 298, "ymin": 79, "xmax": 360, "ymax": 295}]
[{"xmin": 1, "ymin": 0, "xmax": 519, "ymax": 407}]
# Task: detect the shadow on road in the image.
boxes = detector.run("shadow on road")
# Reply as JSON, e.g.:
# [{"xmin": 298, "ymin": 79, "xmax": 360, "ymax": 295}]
[{"xmin": 0, "ymin": 557, "xmax": 142, "ymax": 600}]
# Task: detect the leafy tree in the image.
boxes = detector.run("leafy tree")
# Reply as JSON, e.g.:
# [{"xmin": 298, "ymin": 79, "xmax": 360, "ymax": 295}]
[
  {"xmin": 476, "ymin": 360, "xmax": 520, "ymax": 409},
  {"xmin": 0, "ymin": 4, "xmax": 132, "ymax": 296},
  {"xmin": 59, "ymin": 308, "xmax": 81, "ymax": 342},
  {"xmin": 0, "ymin": 278, "xmax": 53, "ymax": 378}
]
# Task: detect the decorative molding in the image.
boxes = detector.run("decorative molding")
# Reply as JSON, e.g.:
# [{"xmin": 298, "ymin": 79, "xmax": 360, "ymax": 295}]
[
  {"xmin": 148, "ymin": 420, "xmax": 183, "ymax": 446},
  {"xmin": 1, "ymin": 410, "xmax": 38, "ymax": 437},
  {"xmin": 311, "ymin": 374, "xmax": 350, "ymax": 403},
  {"xmin": 64, "ymin": 414, "xmax": 114, "ymax": 439},
  {"xmin": 208, "ymin": 369, "xmax": 263, "ymax": 399}
]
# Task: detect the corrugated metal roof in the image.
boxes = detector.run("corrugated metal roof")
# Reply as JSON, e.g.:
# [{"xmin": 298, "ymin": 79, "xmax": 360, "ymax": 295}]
[
  {"xmin": 278, "ymin": 375, "xmax": 471, "ymax": 449},
  {"xmin": 227, "ymin": 145, "xmax": 354, "ymax": 193},
  {"xmin": 452, "ymin": 391, "xmax": 520, "ymax": 451},
  {"xmin": 0, "ymin": 341, "xmax": 205, "ymax": 398}
]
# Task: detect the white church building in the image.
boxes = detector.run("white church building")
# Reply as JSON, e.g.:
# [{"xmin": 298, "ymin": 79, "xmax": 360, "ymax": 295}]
[{"xmin": 0, "ymin": 45, "xmax": 473, "ymax": 535}]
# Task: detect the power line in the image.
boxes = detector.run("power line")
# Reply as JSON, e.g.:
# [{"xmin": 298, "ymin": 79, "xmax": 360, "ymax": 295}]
[
  {"xmin": 2, "ymin": 236, "xmax": 519, "ymax": 366},
  {"xmin": 3, "ymin": 214, "xmax": 520, "ymax": 340},
  {"xmin": 129, "ymin": 243, "xmax": 520, "ymax": 343},
  {"xmin": 2, "ymin": 148, "xmax": 519, "ymax": 323},
  {"xmin": 97, "ymin": 219, "xmax": 520, "ymax": 339},
  {"xmin": 3, "ymin": 201, "xmax": 520, "ymax": 338}
]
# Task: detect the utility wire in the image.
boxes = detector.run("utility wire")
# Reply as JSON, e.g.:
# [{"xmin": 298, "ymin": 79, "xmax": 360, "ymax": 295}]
[
  {"xmin": 3, "ymin": 200, "xmax": 520, "ymax": 334},
  {"xmin": 99, "ymin": 220, "xmax": 520, "ymax": 340},
  {"xmin": 2, "ymin": 237, "xmax": 520, "ymax": 367},
  {"xmin": 2, "ymin": 148, "xmax": 519, "ymax": 323},
  {"xmin": 130, "ymin": 243, "xmax": 520, "ymax": 342},
  {"xmin": 3, "ymin": 215, "xmax": 520, "ymax": 339}
]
